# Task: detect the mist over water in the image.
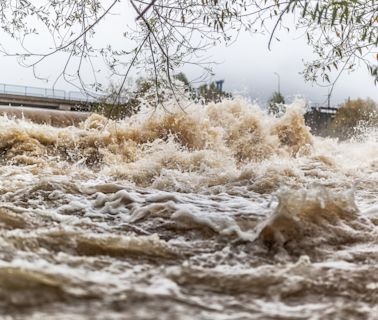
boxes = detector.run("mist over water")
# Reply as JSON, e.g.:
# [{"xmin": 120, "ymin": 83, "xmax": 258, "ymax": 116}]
[{"xmin": 0, "ymin": 99, "xmax": 377, "ymax": 319}]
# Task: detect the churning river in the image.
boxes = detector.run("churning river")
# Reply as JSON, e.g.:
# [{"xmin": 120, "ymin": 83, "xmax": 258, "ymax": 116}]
[{"xmin": 0, "ymin": 100, "xmax": 377, "ymax": 319}]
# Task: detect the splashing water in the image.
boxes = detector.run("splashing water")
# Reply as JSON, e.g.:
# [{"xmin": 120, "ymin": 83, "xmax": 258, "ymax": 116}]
[{"xmin": 0, "ymin": 99, "xmax": 377, "ymax": 319}]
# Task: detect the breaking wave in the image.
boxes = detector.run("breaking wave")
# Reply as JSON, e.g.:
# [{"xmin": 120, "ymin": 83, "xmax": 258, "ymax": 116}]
[{"xmin": 0, "ymin": 100, "xmax": 313, "ymax": 191}]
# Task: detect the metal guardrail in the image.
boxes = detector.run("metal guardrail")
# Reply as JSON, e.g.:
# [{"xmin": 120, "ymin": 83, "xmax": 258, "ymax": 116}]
[{"xmin": 0, "ymin": 83, "xmax": 100, "ymax": 103}]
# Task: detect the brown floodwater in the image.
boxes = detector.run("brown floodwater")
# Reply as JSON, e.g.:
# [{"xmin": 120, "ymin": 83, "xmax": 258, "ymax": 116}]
[
  {"xmin": 0, "ymin": 106, "xmax": 91, "ymax": 127},
  {"xmin": 0, "ymin": 100, "xmax": 377, "ymax": 319}
]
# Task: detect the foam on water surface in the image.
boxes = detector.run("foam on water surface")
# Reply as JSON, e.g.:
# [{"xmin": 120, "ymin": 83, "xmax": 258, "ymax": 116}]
[{"xmin": 0, "ymin": 99, "xmax": 377, "ymax": 319}]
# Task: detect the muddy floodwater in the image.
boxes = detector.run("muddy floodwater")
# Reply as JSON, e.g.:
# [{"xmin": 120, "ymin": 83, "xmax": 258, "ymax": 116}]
[{"xmin": 0, "ymin": 100, "xmax": 377, "ymax": 319}]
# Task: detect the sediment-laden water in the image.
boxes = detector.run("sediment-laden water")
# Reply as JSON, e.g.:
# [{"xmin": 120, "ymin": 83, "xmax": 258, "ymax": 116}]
[{"xmin": 0, "ymin": 100, "xmax": 377, "ymax": 319}]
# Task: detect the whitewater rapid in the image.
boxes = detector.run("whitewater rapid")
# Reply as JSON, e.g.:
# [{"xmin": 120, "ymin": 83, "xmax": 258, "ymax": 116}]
[{"xmin": 0, "ymin": 99, "xmax": 377, "ymax": 319}]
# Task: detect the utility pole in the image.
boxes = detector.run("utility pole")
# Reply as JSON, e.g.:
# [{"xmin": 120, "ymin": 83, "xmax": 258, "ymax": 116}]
[
  {"xmin": 327, "ymin": 88, "xmax": 331, "ymax": 109},
  {"xmin": 274, "ymin": 72, "xmax": 280, "ymax": 94},
  {"xmin": 216, "ymin": 80, "xmax": 224, "ymax": 92}
]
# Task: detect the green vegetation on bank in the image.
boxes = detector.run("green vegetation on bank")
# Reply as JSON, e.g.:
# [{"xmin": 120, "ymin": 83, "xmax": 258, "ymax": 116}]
[
  {"xmin": 93, "ymin": 73, "xmax": 232, "ymax": 119},
  {"xmin": 268, "ymin": 92, "xmax": 286, "ymax": 117},
  {"xmin": 329, "ymin": 98, "xmax": 378, "ymax": 139}
]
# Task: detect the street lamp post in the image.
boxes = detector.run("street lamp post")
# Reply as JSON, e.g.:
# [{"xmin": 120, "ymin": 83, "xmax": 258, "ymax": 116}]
[{"xmin": 274, "ymin": 72, "xmax": 280, "ymax": 94}]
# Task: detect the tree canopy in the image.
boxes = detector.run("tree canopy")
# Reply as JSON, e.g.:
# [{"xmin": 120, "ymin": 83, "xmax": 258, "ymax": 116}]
[
  {"xmin": 268, "ymin": 91, "xmax": 285, "ymax": 116},
  {"xmin": 0, "ymin": 0, "xmax": 376, "ymax": 98},
  {"xmin": 330, "ymin": 97, "xmax": 378, "ymax": 138}
]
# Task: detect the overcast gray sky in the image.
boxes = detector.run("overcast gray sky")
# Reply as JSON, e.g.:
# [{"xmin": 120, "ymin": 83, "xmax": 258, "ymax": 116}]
[
  {"xmin": 190, "ymin": 30, "xmax": 378, "ymax": 106},
  {"xmin": 0, "ymin": 2, "xmax": 376, "ymax": 107}
]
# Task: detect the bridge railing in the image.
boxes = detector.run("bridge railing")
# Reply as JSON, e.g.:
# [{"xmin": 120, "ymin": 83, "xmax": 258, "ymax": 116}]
[{"xmin": 0, "ymin": 83, "xmax": 100, "ymax": 103}]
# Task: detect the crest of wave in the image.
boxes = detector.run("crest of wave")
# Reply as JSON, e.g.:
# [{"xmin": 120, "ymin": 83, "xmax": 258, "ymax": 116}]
[
  {"xmin": 93, "ymin": 98, "xmax": 313, "ymax": 187},
  {"xmin": 255, "ymin": 185, "xmax": 376, "ymax": 259},
  {"xmin": 0, "ymin": 98, "xmax": 313, "ymax": 190},
  {"xmin": 89, "ymin": 98, "xmax": 310, "ymax": 154}
]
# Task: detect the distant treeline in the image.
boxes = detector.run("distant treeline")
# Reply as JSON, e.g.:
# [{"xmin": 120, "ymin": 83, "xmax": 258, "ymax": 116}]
[{"xmin": 93, "ymin": 73, "xmax": 232, "ymax": 119}]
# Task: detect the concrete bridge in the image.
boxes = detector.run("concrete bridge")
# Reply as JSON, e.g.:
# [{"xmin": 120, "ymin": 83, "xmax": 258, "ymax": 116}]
[{"xmin": 0, "ymin": 83, "xmax": 100, "ymax": 111}]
